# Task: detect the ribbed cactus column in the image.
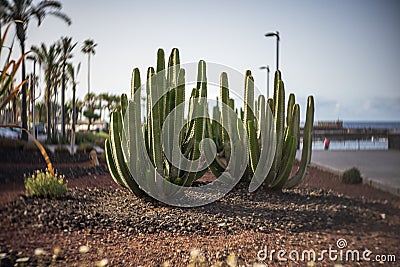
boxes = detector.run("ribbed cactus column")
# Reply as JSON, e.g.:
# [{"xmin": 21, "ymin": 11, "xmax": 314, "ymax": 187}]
[
  {"xmin": 257, "ymin": 95, "xmax": 266, "ymax": 139},
  {"xmin": 185, "ymin": 60, "xmax": 208, "ymax": 186},
  {"xmin": 265, "ymin": 71, "xmax": 285, "ymax": 185},
  {"xmin": 243, "ymin": 71, "xmax": 260, "ymax": 175},
  {"xmin": 220, "ymin": 72, "xmax": 231, "ymax": 161},
  {"xmin": 166, "ymin": 48, "xmax": 182, "ymax": 180},
  {"xmin": 285, "ymin": 96, "xmax": 314, "ymax": 188},
  {"xmin": 211, "ymin": 99, "xmax": 223, "ymax": 152}
]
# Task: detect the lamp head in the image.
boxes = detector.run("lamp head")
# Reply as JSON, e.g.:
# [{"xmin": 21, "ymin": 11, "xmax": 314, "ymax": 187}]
[
  {"xmin": 265, "ymin": 32, "xmax": 276, "ymax": 37},
  {"xmin": 265, "ymin": 31, "xmax": 280, "ymax": 40}
]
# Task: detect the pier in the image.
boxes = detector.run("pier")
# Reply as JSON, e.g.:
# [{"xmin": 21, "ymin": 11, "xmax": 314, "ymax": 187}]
[{"xmin": 301, "ymin": 120, "xmax": 395, "ymax": 142}]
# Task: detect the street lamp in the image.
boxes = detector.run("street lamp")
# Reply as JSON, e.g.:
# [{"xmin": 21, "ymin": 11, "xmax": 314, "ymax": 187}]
[
  {"xmin": 264, "ymin": 31, "xmax": 280, "ymax": 70},
  {"xmin": 259, "ymin": 66, "xmax": 270, "ymax": 99}
]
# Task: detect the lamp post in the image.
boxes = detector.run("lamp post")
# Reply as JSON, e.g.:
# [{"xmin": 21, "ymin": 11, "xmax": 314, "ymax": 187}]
[
  {"xmin": 259, "ymin": 66, "xmax": 270, "ymax": 99},
  {"xmin": 264, "ymin": 31, "xmax": 280, "ymax": 70}
]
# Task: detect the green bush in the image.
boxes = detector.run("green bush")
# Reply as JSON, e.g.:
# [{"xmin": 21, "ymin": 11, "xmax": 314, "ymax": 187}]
[
  {"xmin": 75, "ymin": 132, "xmax": 96, "ymax": 145},
  {"xmin": 93, "ymin": 131, "xmax": 109, "ymax": 139},
  {"xmin": 76, "ymin": 143, "xmax": 94, "ymax": 154},
  {"xmin": 45, "ymin": 134, "xmax": 69, "ymax": 145},
  {"xmin": 24, "ymin": 169, "xmax": 68, "ymax": 198},
  {"xmin": 94, "ymin": 138, "xmax": 106, "ymax": 149},
  {"xmin": 341, "ymin": 167, "xmax": 362, "ymax": 184},
  {"xmin": 99, "ymin": 152, "xmax": 106, "ymax": 163},
  {"xmin": 54, "ymin": 145, "xmax": 70, "ymax": 154},
  {"xmin": 75, "ymin": 131, "xmax": 108, "ymax": 146}
]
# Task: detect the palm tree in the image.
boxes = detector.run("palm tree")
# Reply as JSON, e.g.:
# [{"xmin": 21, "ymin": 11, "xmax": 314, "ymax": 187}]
[
  {"xmin": 58, "ymin": 36, "xmax": 77, "ymax": 138},
  {"xmin": 98, "ymin": 92, "xmax": 110, "ymax": 121},
  {"xmin": 64, "ymin": 99, "xmax": 71, "ymax": 124},
  {"xmin": 31, "ymin": 43, "xmax": 60, "ymax": 140},
  {"xmin": 35, "ymin": 100, "xmax": 45, "ymax": 123},
  {"xmin": 67, "ymin": 62, "xmax": 80, "ymax": 150},
  {"xmin": 76, "ymin": 99, "xmax": 84, "ymax": 121},
  {"xmin": 0, "ymin": 0, "xmax": 71, "ymax": 140},
  {"xmin": 51, "ymin": 63, "xmax": 62, "ymax": 138},
  {"xmin": 104, "ymin": 94, "xmax": 120, "ymax": 116},
  {"xmin": 81, "ymin": 39, "xmax": 97, "ymax": 96},
  {"xmin": 83, "ymin": 92, "xmax": 99, "ymax": 131}
]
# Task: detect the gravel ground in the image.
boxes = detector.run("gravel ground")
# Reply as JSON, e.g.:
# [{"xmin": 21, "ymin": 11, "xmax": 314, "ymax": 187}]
[
  {"xmin": 1, "ymin": 174, "xmax": 400, "ymax": 266},
  {"xmin": 0, "ymin": 154, "xmax": 399, "ymax": 266}
]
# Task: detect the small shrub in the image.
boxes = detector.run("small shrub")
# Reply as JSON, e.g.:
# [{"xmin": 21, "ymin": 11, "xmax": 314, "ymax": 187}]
[
  {"xmin": 59, "ymin": 135, "xmax": 70, "ymax": 144},
  {"xmin": 341, "ymin": 167, "xmax": 362, "ymax": 184},
  {"xmin": 75, "ymin": 132, "xmax": 96, "ymax": 145},
  {"xmin": 54, "ymin": 145, "xmax": 70, "ymax": 154},
  {"xmin": 24, "ymin": 169, "xmax": 68, "ymax": 198},
  {"xmin": 99, "ymin": 152, "xmax": 106, "ymax": 163},
  {"xmin": 95, "ymin": 138, "xmax": 106, "ymax": 149},
  {"xmin": 45, "ymin": 134, "xmax": 69, "ymax": 145},
  {"xmin": 76, "ymin": 144, "xmax": 94, "ymax": 154}
]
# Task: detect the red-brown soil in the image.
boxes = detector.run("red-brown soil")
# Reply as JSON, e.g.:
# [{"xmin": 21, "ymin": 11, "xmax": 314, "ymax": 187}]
[{"xmin": 0, "ymin": 157, "xmax": 399, "ymax": 266}]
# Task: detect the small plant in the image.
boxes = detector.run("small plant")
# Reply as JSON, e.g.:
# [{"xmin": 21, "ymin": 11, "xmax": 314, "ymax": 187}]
[
  {"xmin": 79, "ymin": 245, "xmax": 90, "ymax": 266},
  {"xmin": 54, "ymin": 145, "xmax": 70, "ymax": 154},
  {"xmin": 95, "ymin": 138, "xmax": 106, "ymax": 149},
  {"xmin": 50, "ymin": 247, "xmax": 61, "ymax": 267},
  {"xmin": 76, "ymin": 143, "xmax": 94, "ymax": 154},
  {"xmin": 34, "ymin": 248, "xmax": 45, "ymax": 267},
  {"xmin": 24, "ymin": 169, "xmax": 68, "ymax": 198},
  {"xmin": 75, "ymin": 131, "xmax": 99, "ymax": 144},
  {"xmin": 341, "ymin": 167, "xmax": 362, "ymax": 184},
  {"xmin": 99, "ymin": 152, "xmax": 106, "ymax": 163}
]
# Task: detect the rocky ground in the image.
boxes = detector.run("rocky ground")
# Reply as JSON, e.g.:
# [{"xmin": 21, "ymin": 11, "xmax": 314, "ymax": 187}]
[{"xmin": 0, "ymin": 149, "xmax": 399, "ymax": 266}]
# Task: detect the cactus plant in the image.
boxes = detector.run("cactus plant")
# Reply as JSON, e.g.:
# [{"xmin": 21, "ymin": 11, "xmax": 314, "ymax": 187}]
[
  {"xmin": 222, "ymin": 69, "xmax": 314, "ymax": 191},
  {"xmin": 106, "ymin": 48, "xmax": 315, "ymax": 200},
  {"xmin": 244, "ymin": 70, "xmax": 315, "ymax": 190},
  {"xmin": 106, "ymin": 49, "xmax": 229, "ymax": 197}
]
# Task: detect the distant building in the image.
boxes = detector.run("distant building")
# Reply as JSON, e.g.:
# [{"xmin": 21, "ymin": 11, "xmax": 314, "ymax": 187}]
[{"xmin": 315, "ymin": 120, "xmax": 343, "ymax": 129}]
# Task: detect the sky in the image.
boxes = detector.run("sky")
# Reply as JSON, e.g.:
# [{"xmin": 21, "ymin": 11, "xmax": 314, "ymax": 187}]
[{"xmin": 3, "ymin": 0, "xmax": 400, "ymax": 121}]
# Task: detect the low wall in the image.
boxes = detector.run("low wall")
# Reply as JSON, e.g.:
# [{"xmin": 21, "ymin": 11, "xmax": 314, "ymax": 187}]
[{"xmin": 388, "ymin": 134, "xmax": 400, "ymax": 150}]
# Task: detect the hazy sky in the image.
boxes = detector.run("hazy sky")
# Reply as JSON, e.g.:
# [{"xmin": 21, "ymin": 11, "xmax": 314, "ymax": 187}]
[{"xmin": 4, "ymin": 0, "xmax": 400, "ymax": 121}]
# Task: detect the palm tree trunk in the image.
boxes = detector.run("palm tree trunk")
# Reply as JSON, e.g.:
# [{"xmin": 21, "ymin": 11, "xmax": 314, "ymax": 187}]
[
  {"xmin": 20, "ymin": 41, "xmax": 28, "ymax": 140},
  {"xmin": 54, "ymin": 88, "xmax": 57, "ymax": 139},
  {"xmin": 61, "ymin": 64, "xmax": 66, "ymax": 137},
  {"xmin": 87, "ymin": 53, "xmax": 91, "ymax": 95},
  {"xmin": 12, "ymin": 97, "xmax": 17, "ymax": 123},
  {"xmin": 99, "ymin": 99, "xmax": 102, "ymax": 120},
  {"xmin": 46, "ymin": 84, "xmax": 51, "ymax": 141},
  {"xmin": 72, "ymin": 86, "xmax": 76, "ymax": 133},
  {"xmin": 71, "ymin": 85, "xmax": 77, "ymax": 154}
]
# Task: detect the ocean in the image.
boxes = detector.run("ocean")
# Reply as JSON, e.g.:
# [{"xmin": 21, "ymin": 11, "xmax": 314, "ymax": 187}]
[{"xmin": 343, "ymin": 121, "xmax": 400, "ymax": 130}]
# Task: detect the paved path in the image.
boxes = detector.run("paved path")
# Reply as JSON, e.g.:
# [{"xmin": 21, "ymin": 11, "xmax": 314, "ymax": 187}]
[
  {"xmin": 46, "ymin": 144, "xmax": 104, "ymax": 154},
  {"xmin": 297, "ymin": 150, "xmax": 400, "ymax": 196}
]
